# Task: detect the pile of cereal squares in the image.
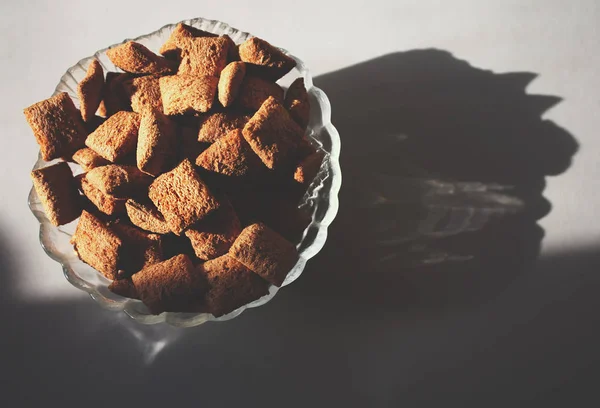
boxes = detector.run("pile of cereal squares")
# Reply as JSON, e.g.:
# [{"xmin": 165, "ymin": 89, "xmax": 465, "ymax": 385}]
[{"xmin": 25, "ymin": 23, "xmax": 324, "ymax": 316}]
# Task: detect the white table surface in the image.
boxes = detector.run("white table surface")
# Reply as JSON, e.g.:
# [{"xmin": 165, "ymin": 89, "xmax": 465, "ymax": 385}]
[{"xmin": 1, "ymin": 1, "xmax": 599, "ymax": 406}]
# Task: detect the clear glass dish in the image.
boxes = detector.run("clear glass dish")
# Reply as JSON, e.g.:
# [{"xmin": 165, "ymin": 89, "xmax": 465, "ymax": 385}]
[{"xmin": 27, "ymin": 17, "xmax": 342, "ymax": 328}]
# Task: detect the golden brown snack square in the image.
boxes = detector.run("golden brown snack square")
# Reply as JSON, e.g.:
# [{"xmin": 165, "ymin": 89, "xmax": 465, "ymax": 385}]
[
  {"xmin": 72, "ymin": 147, "xmax": 110, "ymax": 171},
  {"xmin": 98, "ymin": 72, "xmax": 131, "ymax": 117},
  {"xmin": 237, "ymin": 76, "xmax": 284, "ymax": 111},
  {"xmin": 72, "ymin": 210, "xmax": 122, "ymax": 280},
  {"xmin": 148, "ymin": 159, "xmax": 220, "ymax": 235},
  {"xmin": 106, "ymin": 41, "xmax": 175, "ymax": 75},
  {"xmin": 200, "ymin": 254, "xmax": 269, "ymax": 317},
  {"xmin": 85, "ymin": 111, "xmax": 140, "ymax": 162},
  {"xmin": 184, "ymin": 199, "xmax": 241, "ymax": 260},
  {"xmin": 131, "ymin": 254, "xmax": 207, "ymax": 314},
  {"xmin": 196, "ymin": 129, "xmax": 263, "ymax": 177},
  {"xmin": 294, "ymin": 150, "xmax": 324, "ymax": 185},
  {"xmin": 284, "ymin": 77, "xmax": 310, "ymax": 130},
  {"xmin": 238, "ymin": 37, "xmax": 296, "ymax": 80},
  {"xmin": 218, "ymin": 61, "xmax": 246, "ymax": 107},
  {"xmin": 77, "ymin": 59, "xmax": 104, "ymax": 122},
  {"xmin": 177, "ymin": 36, "xmax": 230, "ymax": 77},
  {"xmin": 108, "ymin": 278, "xmax": 139, "ymax": 299},
  {"xmin": 85, "ymin": 164, "xmax": 152, "ymax": 197},
  {"xmin": 123, "ymin": 76, "xmax": 163, "ymax": 113},
  {"xmin": 137, "ymin": 108, "xmax": 177, "ymax": 176},
  {"xmin": 229, "ymin": 223, "xmax": 299, "ymax": 287},
  {"xmin": 111, "ymin": 221, "xmax": 163, "ymax": 276},
  {"xmin": 242, "ymin": 96, "xmax": 303, "ymax": 169},
  {"xmin": 125, "ymin": 199, "xmax": 171, "ymax": 234},
  {"xmin": 197, "ymin": 111, "xmax": 250, "ymax": 143},
  {"xmin": 80, "ymin": 176, "xmax": 127, "ymax": 215},
  {"xmin": 159, "ymin": 23, "xmax": 217, "ymax": 60},
  {"xmin": 159, "ymin": 74, "xmax": 218, "ymax": 115},
  {"xmin": 30, "ymin": 162, "xmax": 82, "ymax": 226},
  {"xmin": 24, "ymin": 92, "xmax": 87, "ymax": 161}
]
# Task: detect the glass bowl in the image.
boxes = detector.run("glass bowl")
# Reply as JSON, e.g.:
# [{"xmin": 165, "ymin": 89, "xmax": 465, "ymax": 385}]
[{"xmin": 27, "ymin": 17, "xmax": 341, "ymax": 328}]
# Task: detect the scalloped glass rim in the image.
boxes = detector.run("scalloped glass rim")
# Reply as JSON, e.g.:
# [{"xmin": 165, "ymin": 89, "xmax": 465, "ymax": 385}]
[{"xmin": 27, "ymin": 17, "xmax": 341, "ymax": 327}]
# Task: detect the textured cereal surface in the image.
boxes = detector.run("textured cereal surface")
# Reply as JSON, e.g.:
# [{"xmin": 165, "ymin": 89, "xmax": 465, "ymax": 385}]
[
  {"xmin": 200, "ymin": 254, "xmax": 269, "ymax": 317},
  {"xmin": 242, "ymin": 96, "xmax": 303, "ymax": 169},
  {"xmin": 184, "ymin": 199, "xmax": 241, "ymax": 260},
  {"xmin": 159, "ymin": 75, "xmax": 218, "ymax": 115},
  {"xmin": 72, "ymin": 211, "xmax": 122, "ymax": 280},
  {"xmin": 85, "ymin": 164, "xmax": 152, "ymax": 197},
  {"xmin": 177, "ymin": 37, "xmax": 229, "ymax": 77},
  {"xmin": 131, "ymin": 254, "xmax": 207, "ymax": 314},
  {"xmin": 24, "ymin": 92, "xmax": 87, "ymax": 161},
  {"xmin": 237, "ymin": 76, "xmax": 284, "ymax": 111},
  {"xmin": 85, "ymin": 111, "xmax": 140, "ymax": 162},
  {"xmin": 106, "ymin": 41, "xmax": 175, "ymax": 75},
  {"xmin": 125, "ymin": 199, "xmax": 171, "ymax": 234},
  {"xmin": 77, "ymin": 59, "xmax": 104, "ymax": 122},
  {"xmin": 72, "ymin": 148, "xmax": 110, "ymax": 172},
  {"xmin": 137, "ymin": 108, "xmax": 177, "ymax": 176},
  {"xmin": 159, "ymin": 23, "xmax": 217, "ymax": 60},
  {"xmin": 80, "ymin": 176, "xmax": 126, "ymax": 216},
  {"xmin": 196, "ymin": 129, "xmax": 263, "ymax": 177},
  {"xmin": 31, "ymin": 162, "xmax": 81, "ymax": 226},
  {"xmin": 148, "ymin": 159, "xmax": 220, "ymax": 235},
  {"xmin": 124, "ymin": 76, "xmax": 163, "ymax": 113},
  {"xmin": 229, "ymin": 223, "xmax": 299, "ymax": 286},
  {"xmin": 218, "ymin": 61, "xmax": 246, "ymax": 107},
  {"xmin": 238, "ymin": 37, "xmax": 296, "ymax": 80},
  {"xmin": 197, "ymin": 111, "xmax": 250, "ymax": 143}
]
